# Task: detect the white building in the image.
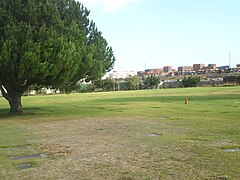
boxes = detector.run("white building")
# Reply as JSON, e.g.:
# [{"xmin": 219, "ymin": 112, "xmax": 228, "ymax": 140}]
[{"xmin": 104, "ymin": 71, "xmax": 137, "ymax": 79}]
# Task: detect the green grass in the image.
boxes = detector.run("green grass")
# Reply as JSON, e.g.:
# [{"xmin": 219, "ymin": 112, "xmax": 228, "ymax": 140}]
[{"xmin": 0, "ymin": 86, "xmax": 240, "ymax": 179}]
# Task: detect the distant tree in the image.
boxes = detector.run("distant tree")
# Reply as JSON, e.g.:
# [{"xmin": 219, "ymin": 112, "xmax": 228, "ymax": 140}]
[
  {"xmin": 125, "ymin": 76, "xmax": 143, "ymax": 90},
  {"xmin": 0, "ymin": 0, "xmax": 115, "ymax": 113},
  {"xmin": 143, "ymin": 75, "xmax": 160, "ymax": 89},
  {"xmin": 237, "ymin": 75, "xmax": 240, "ymax": 85},
  {"xmin": 182, "ymin": 76, "xmax": 200, "ymax": 87},
  {"xmin": 95, "ymin": 79, "xmax": 115, "ymax": 91},
  {"xmin": 223, "ymin": 76, "xmax": 240, "ymax": 85}
]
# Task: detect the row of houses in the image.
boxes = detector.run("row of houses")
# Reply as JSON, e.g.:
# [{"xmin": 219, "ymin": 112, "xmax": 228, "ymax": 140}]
[
  {"xmin": 136, "ymin": 64, "xmax": 240, "ymax": 77},
  {"xmin": 179, "ymin": 64, "xmax": 217, "ymax": 72},
  {"xmin": 137, "ymin": 66, "xmax": 173, "ymax": 77}
]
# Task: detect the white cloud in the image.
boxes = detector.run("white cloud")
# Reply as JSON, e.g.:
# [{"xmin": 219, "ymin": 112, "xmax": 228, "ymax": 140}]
[{"xmin": 78, "ymin": 0, "xmax": 141, "ymax": 13}]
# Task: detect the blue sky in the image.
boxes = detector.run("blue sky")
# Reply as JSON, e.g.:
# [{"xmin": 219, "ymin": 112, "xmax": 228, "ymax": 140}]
[{"xmin": 78, "ymin": 0, "xmax": 240, "ymax": 71}]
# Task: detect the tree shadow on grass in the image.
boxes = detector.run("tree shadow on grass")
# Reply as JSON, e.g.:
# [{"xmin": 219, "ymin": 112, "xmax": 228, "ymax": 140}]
[
  {"xmin": 0, "ymin": 107, "xmax": 50, "ymax": 119},
  {"xmin": 0, "ymin": 108, "xmax": 10, "ymax": 118},
  {"xmin": 1, "ymin": 93, "xmax": 239, "ymax": 119}
]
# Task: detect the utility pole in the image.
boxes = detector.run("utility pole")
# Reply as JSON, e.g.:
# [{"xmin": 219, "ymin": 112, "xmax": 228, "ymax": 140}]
[{"xmin": 229, "ymin": 51, "xmax": 231, "ymax": 68}]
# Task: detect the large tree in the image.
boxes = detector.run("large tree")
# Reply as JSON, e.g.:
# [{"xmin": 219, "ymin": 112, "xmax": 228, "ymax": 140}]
[
  {"xmin": 143, "ymin": 75, "xmax": 160, "ymax": 89},
  {"xmin": 0, "ymin": 0, "xmax": 115, "ymax": 113},
  {"xmin": 125, "ymin": 76, "xmax": 143, "ymax": 90}
]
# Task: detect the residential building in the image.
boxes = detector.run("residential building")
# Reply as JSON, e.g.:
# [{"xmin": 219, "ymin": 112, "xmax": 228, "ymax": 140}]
[
  {"xmin": 106, "ymin": 71, "xmax": 136, "ymax": 79},
  {"xmin": 202, "ymin": 64, "xmax": 217, "ymax": 71},
  {"xmin": 178, "ymin": 66, "xmax": 193, "ymax": 72},
  {"xmin": 163, "ymin": 66, "xmax": 172, "ymax": 73},
  {"xmin": 137, "ymin": 71, "xmax": 145, "ymax": 77},
  {"xmin": 207, "ymin": 64, "xmax": 217, "ymax": 70},
  {"xmin": 145, "ymin": 68, "xmax": 162, "ymax": 75},
  {"xmin": 193, "ymin": 64, "xmax": 205, "ymax": 71},
  {"xmin": 217, "ymin": 65, "xmax": 230, "ymax": 70}
]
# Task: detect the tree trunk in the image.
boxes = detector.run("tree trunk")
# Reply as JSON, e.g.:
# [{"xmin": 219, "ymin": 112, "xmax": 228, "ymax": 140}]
[
  {"xmin": 9, "ymin": 93, "xmax": 23, "ymax": 113},
  {"xmin": 0, "ymin": 84, "xmax": 23, "ymax": 113}
]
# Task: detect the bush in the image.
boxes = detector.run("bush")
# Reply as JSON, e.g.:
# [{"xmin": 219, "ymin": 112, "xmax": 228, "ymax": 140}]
[{"xmin": 182, "ymin": 76, "xmax": 200, "ymax": 87}]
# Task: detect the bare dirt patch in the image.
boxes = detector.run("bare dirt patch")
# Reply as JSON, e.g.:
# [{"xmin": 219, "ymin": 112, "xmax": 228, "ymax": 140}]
[
  {"xmin": 19, "ymin": 117, "xmax": 180, "ymax": 179},
  {"xmin": 36, "ymin": 143, "xmax": 72, "ymax": 157},
  {"xmin": 5, "ymin": 117, "xmax": 237, "ymax": 179}
]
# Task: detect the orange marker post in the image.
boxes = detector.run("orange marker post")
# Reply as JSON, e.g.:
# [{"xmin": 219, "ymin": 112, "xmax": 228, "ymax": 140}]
[{"xmin": 185, "ymin": 98, "xmax": 189, "ymax": 104}]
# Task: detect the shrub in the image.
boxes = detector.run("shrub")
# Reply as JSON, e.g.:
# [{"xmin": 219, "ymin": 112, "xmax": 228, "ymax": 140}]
[{"xmin": 182, "ymin": 76, "xmax": 200, "ymax": 87}]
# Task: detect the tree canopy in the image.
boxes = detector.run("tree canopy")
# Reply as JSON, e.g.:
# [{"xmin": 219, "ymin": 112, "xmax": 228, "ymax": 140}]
[
  {"xmin": 143, "ymin": 75, "xmax": 160, "ymax": 89},
  {"xmin": 0, "ymin": 0, "xmax": 115, "ymax": 113},
  {"xmin": 182, "ymin": 76, "xmax": 200, "ymax": 87},
  {"xmin": 125, "ymin": 76, "xmax": 143, "ymax": 90}
]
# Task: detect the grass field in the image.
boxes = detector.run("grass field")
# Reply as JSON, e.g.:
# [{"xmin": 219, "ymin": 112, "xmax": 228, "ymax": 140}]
[{"xmin": 0, "ymin": 86, "xmax": 240, "ymax": 179}]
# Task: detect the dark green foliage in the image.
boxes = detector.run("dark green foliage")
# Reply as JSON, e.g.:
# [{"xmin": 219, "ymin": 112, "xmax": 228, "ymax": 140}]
[
  {"xmin": 237, "ymin": 76, "xmax": 240, "ymax": 85},
  {"xmin": 125, "ymin": 76, "xmax": 143, "ymax": 90},
  {"xmin": 143, "ymin": 75, "xmax": 160, "ymax": 89},
  {"xmin": 182, "ymin": 76, "xmax": 200, "ymax": 87},
  {"xmin": 0, "ymin": 0, "xmax": 115, "ymax": 113},
  {"xmin": 95, "ymin": 79, "xmax": 115, "ymax": 91},
  {"xmin": 223, "ymin": 76, "xmax": 240, "ymax": 85}
]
